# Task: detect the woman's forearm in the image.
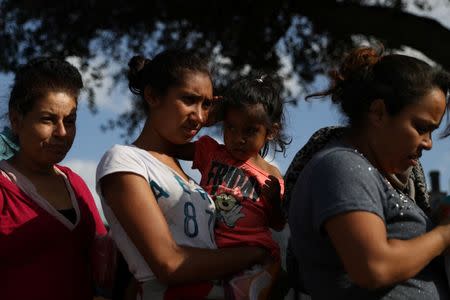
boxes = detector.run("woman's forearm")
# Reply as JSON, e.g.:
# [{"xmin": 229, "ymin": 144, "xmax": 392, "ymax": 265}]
[
  {"xmin": 369, "ymin": 226, "xmax": 448, "ymax": 287},
  {"xmin": 327, "ymin": 211, "xmax": 450, "ymax": 289},
  {"xmin": 157, "ymin": 245, "xmax": 266, "ymax": 284}
]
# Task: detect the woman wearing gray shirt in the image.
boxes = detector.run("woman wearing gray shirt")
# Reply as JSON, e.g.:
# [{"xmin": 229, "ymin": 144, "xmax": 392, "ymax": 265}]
[{"xmin": 289, "ymin": 46, "xmax": 450, "ymax": 299}]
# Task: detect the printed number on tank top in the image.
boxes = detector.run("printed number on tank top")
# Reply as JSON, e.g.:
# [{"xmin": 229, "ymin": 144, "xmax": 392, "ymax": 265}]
[
  {"xmin": 205, "ymin": 209, "xmax": 215, "ymax": 243},
  {"xmin": 184, "ymin": 202, "xmax": 199, "ymax": 237},
  {"xmin": 183, "ymin": 202, "xmax": 215, "ymax": 241}
]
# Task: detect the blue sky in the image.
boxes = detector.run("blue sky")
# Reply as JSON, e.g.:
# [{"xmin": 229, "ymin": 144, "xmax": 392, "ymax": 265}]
[{"xmin": 1, "ymin": 0, "xmax": 450, "ymax": 219}]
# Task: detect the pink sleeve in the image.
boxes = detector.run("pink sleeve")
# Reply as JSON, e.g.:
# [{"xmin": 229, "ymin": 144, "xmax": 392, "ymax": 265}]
[
  {"xmin": 76, "ymin": 176, "xmax": 106, "ymax": 237},
  {"xmin": 60, "ymin": 166, "xmax": 114, "ymax": 288},
  {"xmin": 192, "ymin": 135, "xmax": 219, "ymax": 173},
  {"xmin": 84, "ymin": 190, "xmax": 107, "ymax": 237}
]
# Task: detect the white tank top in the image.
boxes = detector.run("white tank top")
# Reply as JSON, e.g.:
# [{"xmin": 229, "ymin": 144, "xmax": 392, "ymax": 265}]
[{"xmin": 96, "ymin": 144, "xmax": 216, "ymax": 282}]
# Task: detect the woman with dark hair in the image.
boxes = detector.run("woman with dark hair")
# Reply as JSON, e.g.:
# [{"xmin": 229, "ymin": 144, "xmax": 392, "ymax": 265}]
[
  {"xmin": 288, "ymin": 47, "xmax": 450, "ymax": 299},
  {"xmin": 0, "ymin": 57, "xmax": 107, "ymax": 300},
  {"xmin": 96, "ymin": 49, "xmax": 267, "ymax": 299}
]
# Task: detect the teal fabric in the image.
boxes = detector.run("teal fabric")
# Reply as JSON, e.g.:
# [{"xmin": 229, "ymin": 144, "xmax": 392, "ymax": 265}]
[{"xmin": 0, "ymin": 127, "xmax": 19, "ymax": 160}]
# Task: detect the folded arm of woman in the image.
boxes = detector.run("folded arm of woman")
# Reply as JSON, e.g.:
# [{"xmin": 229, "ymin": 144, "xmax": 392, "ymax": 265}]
[
  {"xmin": 325, "ymin": 211, "xmax": 450, "ymax": 289},
  {"xmin": 100, "ymin": 172, "xmax": 266, "ymax": 285}
]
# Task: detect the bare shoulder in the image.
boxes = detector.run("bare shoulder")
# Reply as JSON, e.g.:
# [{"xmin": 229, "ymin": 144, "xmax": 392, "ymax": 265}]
[
  {"xmin": 259, "ymin": 158, "xmax": 282, "ymax": 179},
  {"xmin": 267, "ymin": 163, "xmax": 282, "ymax": 178}
]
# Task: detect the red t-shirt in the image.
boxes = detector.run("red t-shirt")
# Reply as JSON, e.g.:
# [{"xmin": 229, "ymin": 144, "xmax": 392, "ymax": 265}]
[
  {"xmin": 193, "ymin": 136, "xmax": 284, "ymax": 259},
  {"xmin": 0, "ymin": 164, "xmax": 107, "ymax": 300}
]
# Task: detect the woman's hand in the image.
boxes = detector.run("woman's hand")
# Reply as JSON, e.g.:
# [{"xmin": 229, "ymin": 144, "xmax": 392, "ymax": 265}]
[{"xmin": 253, "ymin": 246, "xmax": 272, "ymax": 265}]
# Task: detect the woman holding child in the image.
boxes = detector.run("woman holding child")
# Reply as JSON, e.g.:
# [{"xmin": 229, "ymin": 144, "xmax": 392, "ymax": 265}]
[{"xmin": 95, "ymin": 49, "xmax": 276, "ymax": 299}]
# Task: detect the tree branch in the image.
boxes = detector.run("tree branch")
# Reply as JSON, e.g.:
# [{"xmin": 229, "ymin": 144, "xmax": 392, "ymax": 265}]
[{"xmin": 298, "ymin": 1, "xmax": 450, "ymax": 70}]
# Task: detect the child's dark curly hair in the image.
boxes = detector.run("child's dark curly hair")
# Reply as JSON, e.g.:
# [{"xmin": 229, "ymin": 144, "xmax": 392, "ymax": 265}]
[{"xmin": 221, "ymin": 74, "xmax": 290, "ymax": 158}]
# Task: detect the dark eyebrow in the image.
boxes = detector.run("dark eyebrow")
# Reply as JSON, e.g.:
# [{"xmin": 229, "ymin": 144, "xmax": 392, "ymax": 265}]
[
  {"xmin": 427, "ymin": 124, "xmax": 440, "ymax": 132},
  {"xmin": 414, "ymin": 117, "xmax": 440, "ymax": 130},
  {"xmin": 182, "ymin": 91, "xmax": 213, "ymax": 102},
  {"xmin": 39, "ymin": 109, "xmax": 77, "ymax": 116}
]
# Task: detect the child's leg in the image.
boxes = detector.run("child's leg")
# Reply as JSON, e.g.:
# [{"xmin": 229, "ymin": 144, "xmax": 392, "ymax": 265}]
[{"xmin": 227, "ymin": 261, "xmax": 281, "ymax": 300}]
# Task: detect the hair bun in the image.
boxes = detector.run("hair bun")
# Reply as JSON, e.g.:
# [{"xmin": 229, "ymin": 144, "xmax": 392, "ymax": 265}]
[
  {"xmin": 128, "ymin": 55, "xmax": 151, "ymax": 95},
  {"xmin": 128, "ymin": 55, "xmax": 150, "ymax": 74},
  {"xmin": 326, "ymin": 46, "xmax": 382, "ymax": 104},
  {"xmin": 338, "ymin": 47, "xmax": 382, "ymax": 81}
]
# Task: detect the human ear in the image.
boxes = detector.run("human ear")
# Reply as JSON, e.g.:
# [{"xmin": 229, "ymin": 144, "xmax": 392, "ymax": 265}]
[
  {"xmin": 267, "ymin": 123, "xmax": 280, "ymax": 141},
  {"xmin": 144, "ymin": 86, "xmax": 160, "ymax": 108},
  {"xmin": 368, "ymin": 99, "xmax": 387, "ymax": 127},
  {"xmin": 9, "ymin": 110, "xmax": 22, "ymax": 136}
]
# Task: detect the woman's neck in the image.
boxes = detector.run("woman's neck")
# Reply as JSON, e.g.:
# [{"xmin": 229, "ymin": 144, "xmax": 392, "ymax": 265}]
[
  {"xmin": 8, "ymin": 154, "xmax": 56, "ymax": 177},
  {"xmin": 133, "ymin": 120, "xmax": 176, "ymax": 156},
  {"xmin": 343, "ymin": 127, "xmax": 387, "ymax": 176}
]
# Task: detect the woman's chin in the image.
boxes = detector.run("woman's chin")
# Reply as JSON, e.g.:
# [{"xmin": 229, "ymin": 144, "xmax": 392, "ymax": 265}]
[
  {"xmin": 173, "ymin": 135, "xmax": 195, "ymax": 145},
  {"xmin": 40, "ymin": 152, "xmax": 68, "ymax": 165}
]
